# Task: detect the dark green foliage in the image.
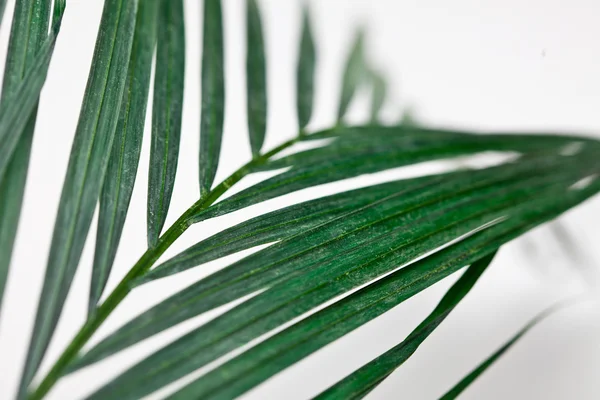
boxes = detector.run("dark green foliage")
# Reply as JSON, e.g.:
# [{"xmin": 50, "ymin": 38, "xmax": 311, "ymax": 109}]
[
  {"xmin": 199, "ymin": 0, "xmax": 225, "ymax": 195},
  {"xmin": 147, "ymin": 0, "xmax": 185, "ymax": 246},
  {"xmin": 246, "ymin": 0, "xmax": 267, "ymax": 155},
  {"xmin": 0, "ymin": 0, "xmax": 7, "ymax": 28},
  {"xmin": 369, "ymin": 70, "xmax": 386, "ymax": 123},
  {"xmin": 83, "ymin": 146, "xmax": 599, "ymax": 399},
  {"xmin": 0, "ymin": 0, "xmax": 53, "ymax": 318},
  {"xmin": 315, "ymin": 252, "xmax": 497, "ymax": 399},
  {"xmin": 165, "ymin": 185, "xmax": 599, "ymax": 399},
  {"xmin": 17, "ymin": 1, "xmax": 137, "ymax": 396},
  {"xmin": 69, "ymin": 140, "xmax": 597, "ymax": 377},
  {"xmin": 189, "ymin": 127, "xmax": 593, "ymax": 223},
  {"xmin": 2, "ymin": 2, "xmax": 598, "ymax": 399},
  {"xmin": 90, "ymin": 0, "xmax": 160, "ymax": 314},
  {"xmin": 439, "ymin": 301, "xmax": 575, "ymax": 399}
]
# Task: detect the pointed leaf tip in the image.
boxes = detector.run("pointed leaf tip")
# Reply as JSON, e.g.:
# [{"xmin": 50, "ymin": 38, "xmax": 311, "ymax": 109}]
[
  {"xmin": 337, "ymin": 29, "xmax": 367, "ymax": 122},
  {"xmin": 369, "ymin": 69, "xmax": 387, "ymax": 123},
  {"xmin": 199, "ymin": 0, "xmax": 225, "ymax": 195},
  {"xmin": 314, "ymin": 251, "xmax": 497, "ymax": 399},
  {"xmin": 246, "ymin": 0, "xmax": 267, "ymax": 156},
  {"xmin": 17, "ymin": 0, "xmax": 137, "ymax": 395}
]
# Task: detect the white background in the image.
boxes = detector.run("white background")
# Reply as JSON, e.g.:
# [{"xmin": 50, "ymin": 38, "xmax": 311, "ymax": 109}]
[{"xmin": 1, "ymin": 0, "xmax": 600, "ymax": 399}]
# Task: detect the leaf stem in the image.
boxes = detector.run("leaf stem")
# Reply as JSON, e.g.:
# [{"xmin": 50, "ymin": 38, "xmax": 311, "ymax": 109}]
[{"xmin": 27, "ymin": 136, "xmax": 299, "ymax": 400}]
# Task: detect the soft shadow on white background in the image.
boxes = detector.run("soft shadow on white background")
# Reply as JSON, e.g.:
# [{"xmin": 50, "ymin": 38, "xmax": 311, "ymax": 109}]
[{"xmin": 1, "ymin": 0, "xmax": 600, "ymax": 399}]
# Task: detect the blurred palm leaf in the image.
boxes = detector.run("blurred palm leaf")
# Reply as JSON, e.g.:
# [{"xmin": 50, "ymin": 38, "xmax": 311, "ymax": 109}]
[
  {"xmin": 0, "ymin": 0, "xmax": 7, "ymax": 28},
  {"xmin": 147, "ymin": 0, "xmax": 185, "ymax": 246},
  {"xmin": 90, "ymin": 0, "xmax": 159, "ymax": 314}
]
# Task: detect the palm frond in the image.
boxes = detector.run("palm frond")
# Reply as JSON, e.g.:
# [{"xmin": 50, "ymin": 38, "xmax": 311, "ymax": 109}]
[
  {"xmin": 188, "ymin": 128, "xmax": 595, "ymax": 223},
  {"xmin": 81, "ymin": 148, "xmax": 598, "ymax": 399},
  {"xmin": 3, "ymin": 2, "xmax": 598, "ymax": 399},
  {"xmin": 439, "ymin": 300, "xmax": 578, "ymax": 399},
  {"xmin": 0, "ymin": 5, "xmax": 63, "ymax": 177}
]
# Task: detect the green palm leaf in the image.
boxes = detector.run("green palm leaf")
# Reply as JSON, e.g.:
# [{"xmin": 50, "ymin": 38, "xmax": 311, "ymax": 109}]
[
  {"xmin": 337, "ymin": 30, "xmax": 366, "ymax": 122},
  {"xmin": 68, "ymin": 144, "xmax": 595, "ymax": 376},
  {"xmin": 188, "ymin": 127, "xmax": 591, "ymax": 223},
  {"xmin": 82, "ymin": 146, "xmax": 598, "ymax": 399},
  {"xmin": 369, "ymin": 69, "xmax": 387, "ymax": 123},
  {"xmin": 164, "ymin": 188, "xmax": 598, "ymax": 400},
  {"xmin": 17, "ymin": 1, "xmax": 137, "ymax": 397},
  {"xmin": 246, "ymin": 0, "xmax": 267, "ymax": 155},
  {"xmin": 314, "ymin": 251, "xmax": 497, "ymax": 399},
  {"xmin": 4, "ymin": 3, "xmax": 598, "ymax": 399},
  {"xmin": 147, "ymin": 0, "xmax": 185, "ymax": 246},
  {"xmin": 89, "ymin": 0, "xmax": 159, "ymax": 314},
  {"xmin": 199, "ymin": 0, "xmax": 225, "ymax": 195},
  {"xmin": 0, "ymin": 8, "xmax": 63, "ymax": 178},
  {"xmin": 160, "ymin": 185, "xmax": 597, "ymax": 399},
  {"xmin": 296, "ymin": 6, "xmax": 316, "ymax": 130},
  {"xmin": 0, "ymin": 0, "xmax": 53, "ymax": 317}
]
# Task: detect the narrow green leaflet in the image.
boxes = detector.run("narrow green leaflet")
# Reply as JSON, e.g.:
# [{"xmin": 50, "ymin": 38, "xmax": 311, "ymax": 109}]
[
  {"xmin": 0, "ymin": 9, "xmax": 64, "ymax": 178},
  {"xmin": 68, "ymin": 154, "xmax": 583, "ymax": 373},
  {"xmin": 89, "ymin": 0, "xmax": 159, "ymax": 314},
  {"xmin": 337, "ymin": 30, "xmax": 366, "ymax": 122},
  {"xmin": 137, "ymin": 174, "xmax": 448, "ymax": 284},
  {"xmin": 189, "ymin": 127, "xmax": 589, "ymax": 223},
  {"xmin": 0, "ymin": 0, "xmax": 52, "ymax": 317},
  {"xmin": 164, "ymin": 185, "xmax": 600, "ymax": 400},
  {"xmin": 17, "ymin": 1, "xmax": 137, "ymax": 396},
  {"xmin": 147, "ymin": 0, "xmax": 185, "ymax": 247},
  {"xmin": 246, "ymin": 0, "xmax": 267, "ymax": 155},
  {"xmin": 296, "ymin": 6, "xmax": 316, "ymax": 130},
  {"xmin": 0, "ymin": 0, "xmax": 6, "ymax": 27},
  {"xmin": 369, "ymin": 70, "xmax": 386, "ymax": 123},
  {"xmin": 315, "ymin": 252, "xmax": 497, "ymax": 400},
  {"xmin": 84, "ymin": 156, "xmax": 598, "ymax": 399},
  {"xmin": 199, "ymin": 0, "xmax": 225, "ymax": 195},
  {"xmin": 140, "ymin": 145, "xmax": 586, "ymax": 283},
  {"xmin": 439, "ymin": 301, "xmax": 575, "ymax": 399},
  {"xmin": 262, "ymin": 128, "xmax": 584, "ymax": 171}
]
